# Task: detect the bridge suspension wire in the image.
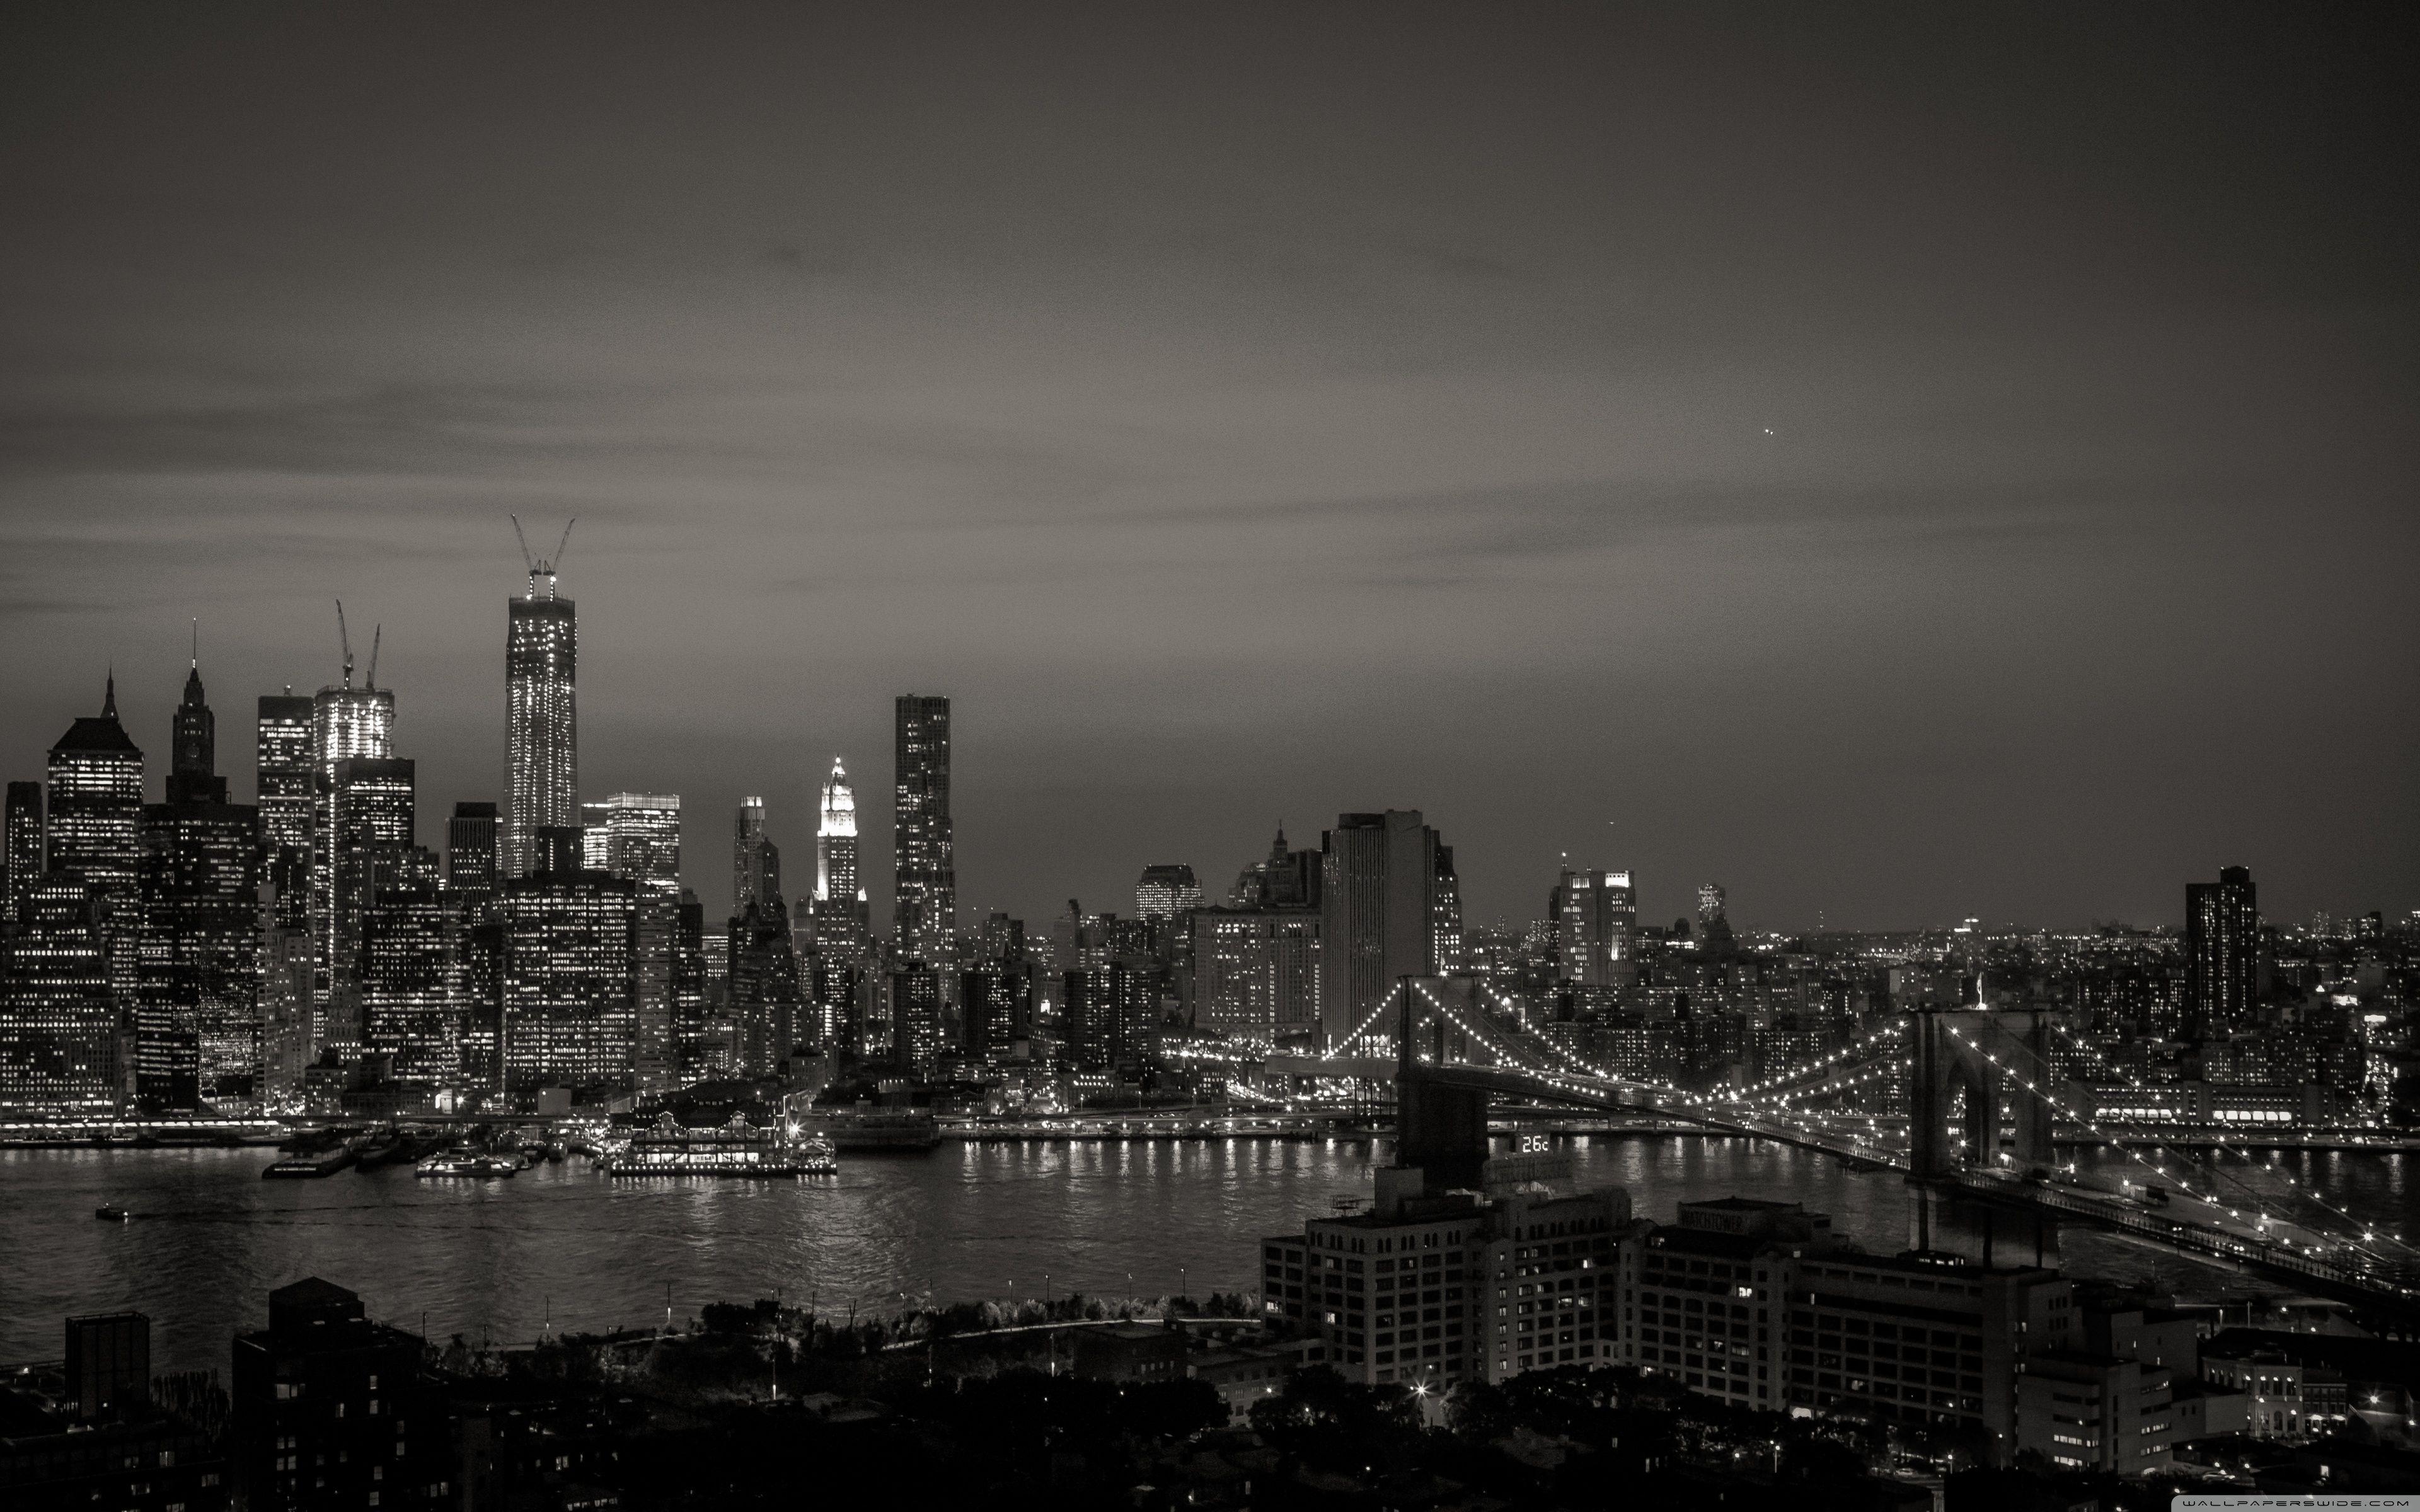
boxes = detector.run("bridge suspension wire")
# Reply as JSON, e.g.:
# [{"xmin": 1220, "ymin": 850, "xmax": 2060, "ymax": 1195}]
[
  {"xmin": 1729, "ymin": 1020, "xmax": 1910, "ymax": 1101},
  {"xmin": 2038, "ymin": 1018, "xmax": 2414, "ymax": 1261},
  {"xmin": 1967, "ymin": 1014, "xmax": 2403, "ymax": 1259},
  {"xmin": 1945, "ymin": 1021, "xmax": 2413, "ymax": 1278}
]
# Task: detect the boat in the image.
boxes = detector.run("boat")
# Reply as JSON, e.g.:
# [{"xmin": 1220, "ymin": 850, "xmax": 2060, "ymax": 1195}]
[
  {"xmin": 602, "ymin": 1113, "xmax": 838, "ymax": 1176},
  {"xmin": 415, "ymin": 1150, "xmax": 521, "ymax": 1179},
  {"xmin": 95, "ymin": 1203, "xmax": 134, "ymax": 1222},
  {"xmin": 800, "ymin": 1108, "xmax": 942, "ymax": 1152},
  {"xmin": 263, "ymin": 1145, "xmax": 357, "ymax": 1179}
]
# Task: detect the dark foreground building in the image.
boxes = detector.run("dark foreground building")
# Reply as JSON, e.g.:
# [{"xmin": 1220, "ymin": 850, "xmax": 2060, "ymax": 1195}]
[
  {"xmin": 232, "ymin": 1278, "xmax": 451, "ymax": 1511},
  {"xmin": 0, "ymin": 1312, "xmax": 228, "ymax": 1512}
]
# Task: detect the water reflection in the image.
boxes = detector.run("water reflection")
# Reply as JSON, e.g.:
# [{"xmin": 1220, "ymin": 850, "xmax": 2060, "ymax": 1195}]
[{"xmin": 1, "ymin": 1138, "xmax": 2402, "ymax": 1375}]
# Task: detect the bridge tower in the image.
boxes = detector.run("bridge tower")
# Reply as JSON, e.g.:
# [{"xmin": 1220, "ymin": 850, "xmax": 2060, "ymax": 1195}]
[
  {"xmin": 1906, "ymin": 1004, "xmax": 2061, "ymax": 1262},
  {"xmin": 1906, "ymin": 1005, "xmax": 2056, "ymax": 1177},
  {"xmin": 1391, "ymin": 978, "xmax": 1490, "ymax": 1191}
]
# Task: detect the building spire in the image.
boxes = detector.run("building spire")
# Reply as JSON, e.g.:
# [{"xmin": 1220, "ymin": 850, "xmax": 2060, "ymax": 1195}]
[{"xmin": 103, "ymin": 667, "xmax": 117, "ymax": 718}]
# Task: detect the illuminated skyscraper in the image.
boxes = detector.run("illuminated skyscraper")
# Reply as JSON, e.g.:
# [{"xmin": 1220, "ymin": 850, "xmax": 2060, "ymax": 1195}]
[
  {"xmin": 360, "ymin": 849, "xmax": 452, "ymax": 1088},
  {"xmin": 254, "ymin": 692, "xmax": 313, "ymax": 925},
  {"xmin": 47, "ymin": 676, "xmax": 146, "ymax": 1007},
  {"xmin": 1551, "ymin": 867, "xmax": 1637, "ymax": 988},
  {"xmin": 0, "ymin": 876, "xmax": 117, "ymax": 1112},
  {"xmin": 445, "ymin": 803, "xmax": 500, "ymax": 920},
  {"xmin": 138, "ymin": 655, "xmax": 262, "ymax": 1107},
  {"xmin": 326, "ymin": 757, "xmax": 415, "ymax": 1056},
  {"xmin": 892, "ymin": 695, "xmax": 954, "ymax": 964},
  {"xmin": 1697, "ymin": 883, "xmax": 1727, "ymax": 928},
  {"xmin": 504, "ymin": 537, "xmax": 577, "ymax": 879},
  {"xmin": 732, "ymin": 796, "xmax": 776, "ymax": 919},
  {"xmin": 309, "ymin": 644, "xmax": 394, "ymax": 1031},
  {"xmin": 3, "ymin": 781, "xmax": 42, "ymax": 927},
  {"xmin": 814, "ymin": 758, "xmax": 869, "ymax": 917},
  {"xmin": 2186, "ymin": 866, "xmax": 2259, "ymax": 1039},
  {"xmin": 597, "ymin": 793, "xmax": 681, "ymax": 1091},
  {"xmin": 1134, "ymin": 864, "xmax": 1203, "ymax": 920},
  {"xmin": 1316, "ymin": 811, "xmax": 1454, "ymax": 1049},
  {"xmin": 500, "ymin": 852, "xmax": 636, "ymax": 1091}
]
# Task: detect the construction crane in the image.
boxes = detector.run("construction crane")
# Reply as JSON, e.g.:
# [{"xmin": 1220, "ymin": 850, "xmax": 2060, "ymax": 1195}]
[
  {"xmin": 335, "ymin": 600, "xmax": 355, "ymax": 688},
  {"xmin": 510, "ymin": 515, "xmax": 577, "ymax": 595}
]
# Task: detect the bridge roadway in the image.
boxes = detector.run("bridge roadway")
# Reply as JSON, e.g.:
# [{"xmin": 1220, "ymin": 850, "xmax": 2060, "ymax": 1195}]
[{"xmin": 1264, "ymin": 1052, "xmax": 2420, "ymax": 1319}]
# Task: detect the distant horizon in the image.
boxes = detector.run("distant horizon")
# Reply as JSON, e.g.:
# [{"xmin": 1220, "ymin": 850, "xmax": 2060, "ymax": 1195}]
[{"xmin": 12, "ymin": 636, "xmax": 2396, "ymax": 943}]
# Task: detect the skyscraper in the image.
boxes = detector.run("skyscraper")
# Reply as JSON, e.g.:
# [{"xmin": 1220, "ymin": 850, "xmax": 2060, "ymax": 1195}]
[
  {"xmin": 326, "ymin": 756, "xmax": 415, "ymax": 1056},
  {"xmin": 597, "ymin": 793, "xmax": 681, "ymax": 1091},
  {"xmin": 1134, "ymin": 864, "xmax": 1203, "ymax": 920},
  {"xmin": 445, "ymin": 802, "xmax": 501, "ymax": 920},
  {"xmin": 137, "ymin": 656, "xmax": 262, "ymax": 1107},
  {"xmin": 3, "ymin": 780, "xmax": 42, "ymax": 927},
  {"xmin": 1317, "ymin": 810, "xmax": 1451, "ymax": 1048},
  {"xmin": 504, "ymin": 534, "xmax": 577, "ymax": 879},
  {"xmin": 811, "ymin": 757, "xmax": 871, "ymax": 951},
  {"xmin": 47, "ymin": 677, "xmax": 146, "ymax": 1008},
  {"xmin": 2186, "ymin": 866, "xmax": 2259, "ymax": 1039},
  {"xmin": 1697, "ymin": 883, "xmax": 1727, "ymax": 928},
  {"xmin": 500, "ymin": 850, "xmax": 636, "ymax": 1092},
  {"xmin": 0, "ymin": 876, "xmax": 115, "ymax": 1113},
  {"xmin": 1551, "ymin": 867, "xmax": 1638, "ymax": 988},
  {"xmin": 732, "ymin": 796, "xmax": 774, "ymax": 919},
  {"xmin": 253, "ymin": 692, "xmax": 313, "ymax": 925},
  {"xmin": 169, "ymin": 649, "xmax": 213, "ymax": 796},
  {"xmin": 893, "ymin": 694, "xmax": 954, "ymax": 964},
  {"xmin": 309, "ymin": 648, "xmax": 394, "ymax": 1034},
  {"xmin": 359, "ymin": 849, "xmax": 452, "ymax": 1088}
]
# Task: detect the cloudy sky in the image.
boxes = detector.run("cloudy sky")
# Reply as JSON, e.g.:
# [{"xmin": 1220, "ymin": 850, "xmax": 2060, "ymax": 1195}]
[{"xmin": 4, "ymin": 4, "xmax": 2414, "ymax": 932}]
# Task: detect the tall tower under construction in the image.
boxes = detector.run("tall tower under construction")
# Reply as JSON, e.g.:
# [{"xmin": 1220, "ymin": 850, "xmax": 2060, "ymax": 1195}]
[{"xmin": 505, "ymin": 520, "xmax": 578, "ymax": 879}]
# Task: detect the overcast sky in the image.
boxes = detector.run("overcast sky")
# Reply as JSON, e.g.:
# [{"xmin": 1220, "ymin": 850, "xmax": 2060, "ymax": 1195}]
[{"xmin": 3, "ymin": 4, "xmax": 2415, "ymax": 933}]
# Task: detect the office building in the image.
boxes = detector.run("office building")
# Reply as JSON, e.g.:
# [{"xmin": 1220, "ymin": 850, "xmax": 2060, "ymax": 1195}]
[
  {"xmin": 359, "ymin": 855, "xmax": 452, "ymax": 1089},
  {"xmin": 308, "ymin": 663, "xmax": 393, "ymax": 1036},
  {"xmin": 1551, "ymin": 867, "xmax": 1638, "ymax": 988},
  {"xmin": 1064, "ymin": 961, "xmax": 1157, "ymax": 1074},
  {"xmin": 444, "ymin": 802, "xmax": 500, "ymax": 920},
  {"xmin": 811, "ymin": 757, "xmax": 871, "ymax": 951},
  {"xmin": 1260, "ymin": 1171, "xmax": 1631, "ymax": 1394},
  {"xmin": 504, "ymin": 545, "xmax": 577, "ymax": 878},
  {"xmin": 732, "ymin": 796, "xmax": 778, "ymax": 919},
  {"xmin": 597, "ymin": 793, "xmax": 681, "ymax": 1091},
  {"xmin": 1191, "ymin": 907, "xmax": 1320, "ymax": 1046},
  {"xmin": 578, "ymin": 801, "xmax": 611, "ymax": 869},
  {"xmin": 1230, "ymin": 828, "xmax": 1323, "ymax": 910},
  {"xmin": 727, "ymin": 897, "xmax": 802, "ymax": 1074},
  {"xmin": 231, "ymin": 1278, "xmax": 449, "ymax": 1512},
  {"xmin": 1697, "ymin": 883, "xmax": 1727, "ymax": 927},
  {"xmin": 325, "ymin": 757, "xmax": 414, "ymax": 1057},
  {"xmin": 5, "ymin": 779, "xmax": 43, "ymax": 925},
  {"xmin": 1134, "ymin": 864, "xmax": 1203, "ymax": 920},
  {"xmin": 2187, "ymin": 866, "xmax": 2259, "ymax": 1038},
  {"xmin": 666, "ymin": 889, "xmax": 712, "ymax": 1077},
  {"xmin": 253, "ymin": 693, "xmax": 314, "ymax": 922},
  {"xmin": 46, "ymin": 677, "xmax": 146, "ymax": 1002},
  {"xmin": 960, "ymin": 963, "xmax": 1032, "ymax": 1061},
  {"xmin": 500, "ymin": 854, "xmax": 636, "ymax": 1092},
  {"xmin": 137, "ymin": 672, "xmax": 262, "ymax": 1108},
  {"xmin": 890, "ymin": 963, "xmax": 945, "ymax": 1074},
  {"xmin": 258, "ymin": 905, "xmax": 314, "ymax": 1108},
  {"xmin": 893, "ymin": 694, "xmax": 954, "ymax": 964},
  {"xmin": 1317, "ymin": 811, "xmax": 1452, "ymax": 1048},
  {"xmin": 0, "ymin": 876, "xmax": 117, "ymax": 1112}
]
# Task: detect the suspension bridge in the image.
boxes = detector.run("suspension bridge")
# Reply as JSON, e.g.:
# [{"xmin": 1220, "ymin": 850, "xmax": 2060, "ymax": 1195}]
[{"xmin": 1250, "ymin": 975, "xmax": 2420, "ymax": 1323}]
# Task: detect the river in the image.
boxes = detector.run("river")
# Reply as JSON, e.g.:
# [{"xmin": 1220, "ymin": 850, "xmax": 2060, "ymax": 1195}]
[{"xmin": 1, "ymin": 1135, "xmax": 2407, "ymax": 1375}]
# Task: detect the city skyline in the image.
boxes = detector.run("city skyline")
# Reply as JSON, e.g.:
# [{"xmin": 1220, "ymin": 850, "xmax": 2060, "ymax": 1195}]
[{"xmin": 4, "ymin": 7, "xmax": 2416, "ymax": 934}]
